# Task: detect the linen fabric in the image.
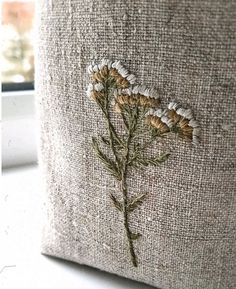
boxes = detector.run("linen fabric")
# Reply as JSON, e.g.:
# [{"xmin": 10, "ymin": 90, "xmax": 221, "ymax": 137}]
[{"xmin": 36, "ymin": 1, "xmax": 236, "ymax": 288}]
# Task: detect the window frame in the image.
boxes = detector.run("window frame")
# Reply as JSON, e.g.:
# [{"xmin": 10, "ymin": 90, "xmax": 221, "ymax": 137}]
[{"xmin": 2, "ymin": 82, "xmax": 34, "ymax": 92}]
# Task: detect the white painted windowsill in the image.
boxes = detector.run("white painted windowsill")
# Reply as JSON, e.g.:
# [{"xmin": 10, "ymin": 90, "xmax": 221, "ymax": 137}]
[
  {"xmin": 1, "ymin": 165, "xmax": 154, "ymax": 289},
  {"xmin": 2, "ymin": 90, "xmax": 37, "ymax": 169}
]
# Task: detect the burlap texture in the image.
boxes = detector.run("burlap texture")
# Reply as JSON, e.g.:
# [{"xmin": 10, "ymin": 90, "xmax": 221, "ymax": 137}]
[{"xmin": 36, "ymin": 1, "xmax": 236, "ymax": 288}]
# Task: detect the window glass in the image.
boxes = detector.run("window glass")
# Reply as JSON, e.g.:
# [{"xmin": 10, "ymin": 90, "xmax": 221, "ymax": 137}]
[{"xmin": 2, "ymin": 1, "xmax": 35, "ymax": 85}]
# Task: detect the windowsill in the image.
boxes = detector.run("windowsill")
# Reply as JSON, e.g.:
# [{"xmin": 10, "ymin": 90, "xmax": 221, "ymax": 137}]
[
  {"xmin": 1, "ymin": 165, "xmax": 154, "ymax": 289},
  {"xmin": 2, "ymin": 90, "xmax": 37, "ymax": 168}
]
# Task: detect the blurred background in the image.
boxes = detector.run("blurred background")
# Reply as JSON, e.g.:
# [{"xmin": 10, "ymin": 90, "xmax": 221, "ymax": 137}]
[
  {"xmin": 2, "ymin": 0, "xmax": 36, "ymax": 169},
  {"xmin": 2, "ymin": 0, "xmax": 34, "ymax": 90}
]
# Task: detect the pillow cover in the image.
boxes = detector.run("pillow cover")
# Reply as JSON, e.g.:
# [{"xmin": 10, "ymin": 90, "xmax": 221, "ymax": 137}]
[{"xmin": 37, "ymin": 1, "xmax": 236, "ymax": 288}]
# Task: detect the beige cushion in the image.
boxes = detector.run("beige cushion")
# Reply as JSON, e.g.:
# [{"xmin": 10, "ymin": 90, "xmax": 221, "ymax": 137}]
[{"xmin": 36, "ymin": 1, "xmax": 236, "ymax": 288}]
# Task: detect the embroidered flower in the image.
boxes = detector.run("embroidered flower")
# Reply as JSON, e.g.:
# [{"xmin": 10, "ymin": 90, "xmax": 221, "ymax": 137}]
[
  {"xmin": 114, "ymin": 85, "xmax": 160, "ymax": 113},
  {"xmin": 88, "ymin": 59, "xmax": 136, "ymax": 88},
  {"xmin": 167, "ymin": 102, "xmax": 200, "ymax": 145},
  {"xmin": 145, "ymin": 109, "xmax": 171, "ymax": 134},
  {"xmin": 86, "ymin": 82, "xmax": 105, "ymax": 101}
]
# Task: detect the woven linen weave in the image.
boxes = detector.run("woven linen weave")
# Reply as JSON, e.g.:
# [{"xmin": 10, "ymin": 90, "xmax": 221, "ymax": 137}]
[{"xmin": 36, "ymin": 1, "xmax": 236, "ymax": 288}]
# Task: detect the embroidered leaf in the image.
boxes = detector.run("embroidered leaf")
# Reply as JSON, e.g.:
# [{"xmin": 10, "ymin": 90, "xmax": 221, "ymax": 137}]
[
  {"xmin": 100, "ymin": 136, "xmax": 110, "ymax": 146},
  {"xmin": 134, "ymin": 152, "xmax": 170, "ymax": 167},
  {"xmin": 108, "ymin": 123, "xmax": 125, "ymax": 148},
  {"xmin": 92, "ymin": 137, "xmax": 121, "ymax": 180},
  {"xmin": 100, "ymin": 135, "xmax": 124, "ymax": 151},
  {"xmin": 127, "ymin": 193, "xmax": 147, "ymax": 212},
  {"xmin": 113, "ymin": 138, "xmax": 125, "ymax": 150},
  {"xmin": 110, "ymin": 194, "xmax": 123, "ymax": 212},
  {"xmin": 130, "ymin": 232, "xmax": 142, "ymax": 240},
  {"xmin": 130, "ymin": 107, "xmax": 140, "ymax": 133},
  {"xmin": 158, "ymin": 152, "xmax": 171, "ymax": 162}
]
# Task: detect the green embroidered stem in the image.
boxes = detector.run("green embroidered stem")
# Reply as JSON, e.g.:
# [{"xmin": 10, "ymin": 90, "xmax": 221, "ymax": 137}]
[
  {"xmin": 95, "ymin": 89, "xmax": 124, "ymax": 150},
  {"xmin": 120, "ymin": 111, "xmax": 129, "ymax": 130},
  {"xmin": 101, "ymin": 90, "xmax": 139, "ymax": 266},
  {"xmin": 132, "ymin": 130, "xmax": 150, "ymax": 141},
  {"xmin": 104, "ymin": 87, "xmax": 138, "ymax": 265},
  {"xmin": 105, "ymin": 116, "xmax": 124, "ymax": 148},
  {"xmin": 99, "ymin": 102, "xmax": 124, "ymax": 149},
  {"xmin": 121, "ymin": 131, "xmax": 138, "ymax": 267}
]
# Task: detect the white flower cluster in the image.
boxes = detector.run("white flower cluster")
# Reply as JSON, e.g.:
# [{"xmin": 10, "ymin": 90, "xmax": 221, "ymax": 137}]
[
  {"xmin": 168, "ymin": 102, "xmax": 200, "ymax": 144},
  {"xmin": 86, "ymin": 83, "xmax": 93, "ymax": 98},
  {"xmin": 146, "ymin": 108, "xmax": 172, "ymax": 127},
  {"xmin": 168, "ymin": 102, "xmax": 193, "ymax": 120},
  {"xmin": 86, "ymin": 82, "xmax": 104, "ymax": 98},
  {"xmin": 87, "ymin": 59, "xmax": 136, "ymax": 84},
  {"xmin": 146, "ymin": 102, "xmax": 200, "ymax": 145},
  {"xmin": 115, "ymin": 85, "xmax": 159, "ymax": 99},
  {"xmin": 87, "ymin": 59, "xmax": 113, "ymax": 74}
]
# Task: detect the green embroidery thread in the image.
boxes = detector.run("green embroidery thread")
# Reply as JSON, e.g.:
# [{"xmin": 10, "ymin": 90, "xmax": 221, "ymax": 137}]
[{"xmin": 87, "ymin": 59, "xmax": 200, "ymax": 267}]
